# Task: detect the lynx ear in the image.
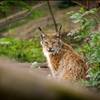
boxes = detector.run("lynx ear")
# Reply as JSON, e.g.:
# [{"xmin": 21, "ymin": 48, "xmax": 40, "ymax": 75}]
[
  {"xmin": 58, "ymin": 24, "xmax": 62, "ymax": 33},
  {"xmin": 56, "ymin": 24, "xmax": 62, "ymax": 38},
  {"xmin": 38, "ymin": 27, "xmax": 46, "ymax": 40}
]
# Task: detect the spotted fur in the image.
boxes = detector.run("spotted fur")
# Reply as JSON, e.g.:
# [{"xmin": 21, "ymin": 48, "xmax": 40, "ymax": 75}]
[{"xmin": 40, "ymin": 32, "xmax": 88, "ymax": 81}]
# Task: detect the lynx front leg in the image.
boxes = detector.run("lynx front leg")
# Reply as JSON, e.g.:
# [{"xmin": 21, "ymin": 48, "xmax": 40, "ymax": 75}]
[{"xmin": 49, "ymin": 66, "xmax": 56, "ymax": 78}]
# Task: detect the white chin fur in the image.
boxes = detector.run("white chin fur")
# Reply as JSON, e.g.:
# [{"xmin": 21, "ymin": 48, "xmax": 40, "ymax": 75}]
[
  {"xmin": 40, "ymin": 41, "xmax": 43, "ymax": 45},
  {"xmin": 42, "ymin": 48, "xmax": 55, "ymax": 77}
]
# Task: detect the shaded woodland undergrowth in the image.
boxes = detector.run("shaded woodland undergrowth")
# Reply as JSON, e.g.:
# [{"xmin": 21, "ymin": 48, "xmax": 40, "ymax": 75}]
[{"xmin": 67, "ymin": 8, "xmax": 100, "ymax": 90}]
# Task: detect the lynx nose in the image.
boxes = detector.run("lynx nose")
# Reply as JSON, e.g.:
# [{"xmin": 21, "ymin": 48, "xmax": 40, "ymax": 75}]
[{"xmin": 47, "ymin": 48, "xmax": 54, "ymax": 52}]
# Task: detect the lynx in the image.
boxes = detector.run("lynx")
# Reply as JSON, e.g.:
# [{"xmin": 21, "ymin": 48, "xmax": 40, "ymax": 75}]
[{"xmin": 38, "ymin": 27, "xmax": 88, "ymax": 81}]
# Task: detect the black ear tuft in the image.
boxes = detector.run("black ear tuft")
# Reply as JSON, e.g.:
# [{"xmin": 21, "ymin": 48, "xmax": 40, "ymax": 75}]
[
  {"xmin": 55, "ymin": 24, "xmax": 62, "ymax": 38},
  {"xmin": 38, "ymin": 27, "xmax": 46, "ymax": 40},
  {"xmin": 58, "ymin": 24, "xmax": 62, "ymax": 33}
]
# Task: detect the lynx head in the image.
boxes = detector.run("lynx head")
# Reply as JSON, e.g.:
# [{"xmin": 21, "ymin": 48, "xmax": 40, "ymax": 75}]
[{"xmin": 38, "ymin": 26, "xmax": 62, "ymax": 54}]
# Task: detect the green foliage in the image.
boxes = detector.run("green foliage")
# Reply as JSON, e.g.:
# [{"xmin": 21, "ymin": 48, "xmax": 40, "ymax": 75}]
[
  {"xmin": 69, "ymin": 8, "xmax": 100, "ymax": 89},
  {"xmin": 82, "ymin": 33, "xmax": 100, "ymax": 64},
  {"xmin": 86, "ymin": 66, "xmax": 100, "ymax": 89},
  {"xmin": 70, "ymin": 8, "xmax": 97, "ymax": 39},
  {"xmin": 0, "ymin": 37, "xmax": 45, "ymax": 63}
]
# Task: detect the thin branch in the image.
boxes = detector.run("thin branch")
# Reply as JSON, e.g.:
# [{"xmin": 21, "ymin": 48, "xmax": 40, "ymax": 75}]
[{"xmin": 47, "ymin": 0, "xmax": 58, "ymax": 32}]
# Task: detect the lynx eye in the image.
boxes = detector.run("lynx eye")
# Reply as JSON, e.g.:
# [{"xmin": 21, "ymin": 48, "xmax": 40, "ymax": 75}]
[
  {"xmin": 52, "ymin": 41, "xmax": 56, "ymax": 44},
  {"xmin": 44, "ymin": 41, "xmax": 48, "ymax": 44}
]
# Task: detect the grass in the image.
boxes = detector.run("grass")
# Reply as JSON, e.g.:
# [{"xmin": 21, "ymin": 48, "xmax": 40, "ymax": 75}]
[{"xmin": 0, "ymin": 37, "xmax": 45, "ymax": 63}]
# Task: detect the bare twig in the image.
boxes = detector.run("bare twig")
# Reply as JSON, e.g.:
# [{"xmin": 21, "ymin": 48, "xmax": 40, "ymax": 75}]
[{"xmin": 47, "ymin": 0, "xmax": 58, "ymax": 32}]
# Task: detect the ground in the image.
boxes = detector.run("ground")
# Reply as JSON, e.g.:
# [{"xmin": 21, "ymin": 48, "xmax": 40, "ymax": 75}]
[{"xmin": 0, "ymin": 57, "xmax": 50, "ymax": 77}]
